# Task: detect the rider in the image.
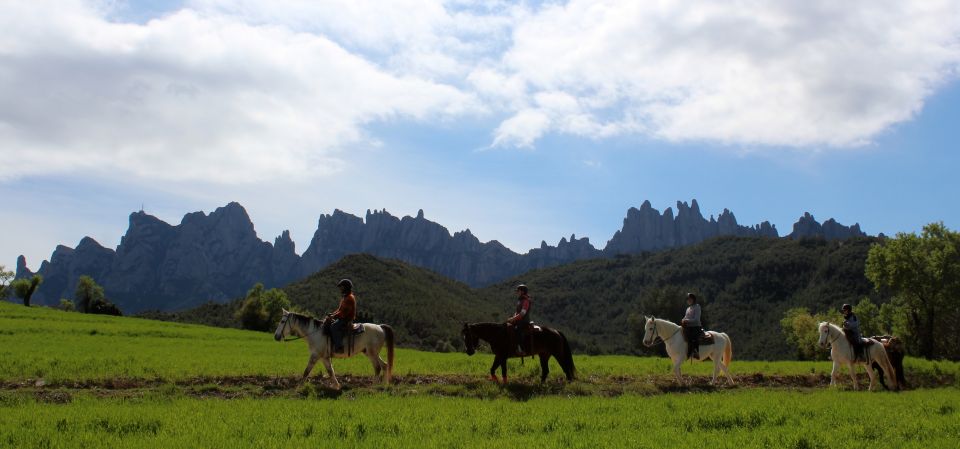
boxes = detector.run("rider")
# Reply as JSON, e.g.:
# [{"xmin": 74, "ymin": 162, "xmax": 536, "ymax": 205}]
[
  {"xmin": 328, "ymin": 279, "xmax": 356, "ymax": 353},
  {"xmin": 681, "ymin": 293, "xmax": 702, "ymax": 359},
  {"xmin": 506, "ymin": 284, "xmax": 532, "ymax": 355},
  {"xmin": 841, "ymin": 303, "xmax": 863, "ymax": 361}
]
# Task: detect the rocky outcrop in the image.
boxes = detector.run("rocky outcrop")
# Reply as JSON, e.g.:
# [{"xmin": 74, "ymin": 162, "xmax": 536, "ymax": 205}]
[
  {"xmin": 20, "ymin": 203, "xmax": 300, "ymax": 313},
  {"xmin": 16, "ymin": 200, "xmax": 868, "ymax": 312},
  {"xmin": 604, "ymin": 200, "xmax": 779, "ymax": 254},
  {"xmin": 788, "ymin": 212, "xmax": 866, "ymax": 240},
  {"xmin": 297, "ymin": 208, "xmax": 594, "ymax": 285}
]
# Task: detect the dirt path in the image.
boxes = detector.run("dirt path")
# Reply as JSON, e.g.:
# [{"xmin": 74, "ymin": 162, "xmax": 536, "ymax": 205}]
[{"xmin": 3, "ymin": 371, "xmax": 953, "ymax": 403}]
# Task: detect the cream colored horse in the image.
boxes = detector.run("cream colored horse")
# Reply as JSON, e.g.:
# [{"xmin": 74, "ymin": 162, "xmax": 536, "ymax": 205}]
[
  {"xmin": 274, "ymin": 310, "xmax": 394, "ymax": 390},
  {"xmin": 817, "ymin": 322, "xmax": 898, "ymax": 391},
  {"xmin": 642, "ymin": 317, "xmax": 734, "ymax": 384}
]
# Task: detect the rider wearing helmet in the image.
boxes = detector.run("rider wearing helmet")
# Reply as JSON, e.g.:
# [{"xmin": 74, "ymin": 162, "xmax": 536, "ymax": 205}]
[
  {"xmin": 841, "ymin": 303, "xmax": 863, "ymax": 361},
  {"xmin": 681, "ymin": 293, "xmax": 702, "ymax": 359},
  {"xmin": 329, "ymin": 279, "xmax": 356, "ymax": 353},
  {"xmin": 506, "ymin": 284, "xmax": 532, "ymax": 355}
]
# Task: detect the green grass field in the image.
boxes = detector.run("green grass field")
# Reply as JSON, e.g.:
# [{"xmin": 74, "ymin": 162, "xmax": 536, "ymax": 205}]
[{"xmin": 2, "ymin": 302, "xmax": 959, "ymax": 449}]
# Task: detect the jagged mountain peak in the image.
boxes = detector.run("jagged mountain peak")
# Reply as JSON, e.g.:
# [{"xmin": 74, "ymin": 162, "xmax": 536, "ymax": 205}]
[{"xmin": 18, "ymin": 199, "xmax": 868, "ymax": 313}]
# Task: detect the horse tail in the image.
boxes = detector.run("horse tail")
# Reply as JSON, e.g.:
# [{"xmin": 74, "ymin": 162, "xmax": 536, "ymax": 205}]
[
  {"xmin": 723, "ymin": 332, "xmax": 733, "ymax": 369},
  {"xmin": 382, "ymin": 324, "xmax": 395, "ymax": 383},
  {"xmin": 876, "ymin": 344, "xmax": 898, "ymax": 390},
  {"xmin": 558, "ymin": 330, "xmax": 576, "ymax": 380}
]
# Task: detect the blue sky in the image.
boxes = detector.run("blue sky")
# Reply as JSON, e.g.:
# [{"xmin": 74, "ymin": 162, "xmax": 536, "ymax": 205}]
[{"xmin": 2, "ymin": 1, "xmax": 959, "ymax": 270}]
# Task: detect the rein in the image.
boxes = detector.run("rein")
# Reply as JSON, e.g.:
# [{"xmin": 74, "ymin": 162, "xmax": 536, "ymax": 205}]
[
  {"xmin": 646, "ymin": 320, "xmax": 681, "ymax": 347},
  {"xmin": 824, "ymin": 325, "xmax": 843, "ymax": 347},
  {"xmin": 280, "ymin": 315, "xmax": 324, "ymax": 341}
]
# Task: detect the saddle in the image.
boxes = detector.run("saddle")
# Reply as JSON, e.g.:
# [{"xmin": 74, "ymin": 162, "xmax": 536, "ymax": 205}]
[
  {"xmin": 698, "ymin": 331, "xmax": 715, "ymax": 345},
  {"xmin": 320, "ymin": 318, "xmax": 365, "ymax": 336},
  {"xmin": 860, "ymin": 337, "xmax": 876, "ymax": 347}
]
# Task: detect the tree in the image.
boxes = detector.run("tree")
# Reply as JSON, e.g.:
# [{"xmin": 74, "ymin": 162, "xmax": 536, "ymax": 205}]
[
  {"xmin": 866, "ymin": 222, "xmax": 960, "ymax": 359},
  {"xmin": 854, "ymin": 297, "xmax": 882, "ymax": 337},
  {"xmin": 11, "ymin": 275, "xmax": 43, "ymax": 307},
  {"xmin": 780, "ymin": 307, "xmax": 838, "ymax": 361},
  {"xmin": 75, "ymin": 276, "xmax": 104, "ymax": 313},
  {"xmin": 59, "ymin": 299, "xmax": 75, "ymax": 312},
  {"xmin": 0, "ymin": 266, "xmax": 13, "ymax": 300},
  {"xmin": 74, "ymin": 276, "xmax": 122, "ymax": 316},
  {"xmin": 235, "ymin": 283, "xmax": 291, "ymax": 331}
]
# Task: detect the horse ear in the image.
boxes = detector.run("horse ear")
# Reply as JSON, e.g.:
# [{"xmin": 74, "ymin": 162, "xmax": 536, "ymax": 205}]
[{"xmin": 282, "ymin": 308, "xmax": 288, "ymax": 314}]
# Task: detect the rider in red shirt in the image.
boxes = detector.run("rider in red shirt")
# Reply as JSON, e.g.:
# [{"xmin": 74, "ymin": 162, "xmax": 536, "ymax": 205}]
[
  {"xmin": 329, "ymin": 279, "xmax": 356, "ymax": 353},
  {"xmin": 507, "ymin": 284, "xmax": 532, "ymax": 354}
]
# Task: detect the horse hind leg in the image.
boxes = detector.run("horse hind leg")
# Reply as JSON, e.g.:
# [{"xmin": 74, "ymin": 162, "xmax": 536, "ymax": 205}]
[
  {"xmin": 366, "ymin": 350, "xmax": 383, "ymax": 382},
  {"xmin": 539, "ymin": 354, "xmax": 550, "ymax": 383}
]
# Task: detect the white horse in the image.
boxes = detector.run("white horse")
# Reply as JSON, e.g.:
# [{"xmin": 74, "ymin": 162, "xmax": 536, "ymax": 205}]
[
  {"xmin": 642, "ymin": 317, "xmax": 734, "ymax": 385},
  {"xmin": 817, "ymin": 321, "xmax": 898, "ymax": 391},
  {"xmin": 274, "ymin": 309, "xmax": 394, "ymax": 390}
]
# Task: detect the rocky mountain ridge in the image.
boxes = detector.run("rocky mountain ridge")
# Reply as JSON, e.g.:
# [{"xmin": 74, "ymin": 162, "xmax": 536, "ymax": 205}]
[{"xmin": 15, "ymin": 200, "xmax": 865, "ymax": 312}]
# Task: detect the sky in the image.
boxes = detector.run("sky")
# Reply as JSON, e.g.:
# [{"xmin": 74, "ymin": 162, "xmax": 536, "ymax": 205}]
[{"xmin": 2, "ymin": 0, "xmax": 959, "ymax": 271}]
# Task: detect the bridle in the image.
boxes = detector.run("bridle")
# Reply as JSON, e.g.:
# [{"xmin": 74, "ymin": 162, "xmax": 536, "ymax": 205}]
[
  {"xmin": 644, "ymin": 319, "xmax": 680, "ymax": 347},
  {"xmin": 278, "ymin": 314, "xmax": 323, "ymax": 342},
  {"xmin": 821, "ymin": 324, "xmax": 842, "ymax": 347}
]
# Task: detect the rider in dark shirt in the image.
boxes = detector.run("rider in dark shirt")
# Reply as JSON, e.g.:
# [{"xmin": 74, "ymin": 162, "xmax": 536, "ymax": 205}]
[
  {"xmin": 841, "ymin": 303, "xmax": 863, "ymax": 361},
  {"xmin": 507, "ymin": 284, "xmax": 532, "ymax": 354},
  {"xmin": 681, "ymin": 293, "xmax": 702, "ymax": 359}
]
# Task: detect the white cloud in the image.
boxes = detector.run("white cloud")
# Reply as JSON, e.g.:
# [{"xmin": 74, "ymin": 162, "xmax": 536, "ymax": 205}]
[
  {"xmin": 1, "ymin": 0, "xmax": 959, "ymax": 185},
  {"xmin": 0, "ymin": 0, "xmax": 480, "ymax": 183},
  {"xmin": 491, "ymin": 0, "xmax": 960, "ymax": 148}
]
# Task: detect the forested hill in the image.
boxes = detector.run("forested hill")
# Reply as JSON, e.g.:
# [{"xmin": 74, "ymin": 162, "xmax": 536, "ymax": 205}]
[
  {"xmin": 143, "ymin": 254, "xmax": 503, "ymax": 351},
  {"xmin": 481, "ymin": 236, "xmax": 882, "ymax": 359},
  {"xmin": 147, "ymin": 236, "xmax": 882, "ymax": 360}
]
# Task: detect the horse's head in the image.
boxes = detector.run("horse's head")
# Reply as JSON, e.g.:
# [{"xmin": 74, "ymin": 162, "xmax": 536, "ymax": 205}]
[
  {"xmin": 461, "ymin": 323, "xmax": 478, "ymax": 356},
  {"xmin": 274, "ymin": 308, "xmax": 292, "ymax": 342},
  {"xmin": 817, "ymin": 321, "xmax": 831, "ymax": 348},
  {"xmin": 641, "ymin": 316, "xmax": 658, "ymax": 347}
]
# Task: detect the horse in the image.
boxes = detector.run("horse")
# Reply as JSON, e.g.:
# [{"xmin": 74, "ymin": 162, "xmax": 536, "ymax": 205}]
[
  {"xmin": 869, "ymin": 335, "xmax": 907, "ymax": 390},
  {"xmin": 817, "ymin": 322, "xmax": 898, "ymax": 391},
  {"xmin": 461, "ymin": 322, "xmax": 575, "ymax": 383},
  {"xmin": 641, "ymin": 316, "xmax": 734, "ymax": 385},
  {"xmin": 274, "ymin": 309, "xmax": 394, "ymax": 390}
]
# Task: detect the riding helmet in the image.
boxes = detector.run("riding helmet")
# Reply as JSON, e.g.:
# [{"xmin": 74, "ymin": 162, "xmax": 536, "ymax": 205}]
[
  {"xmin": 687, "ymin": 293, "xmax": 697, "ymax": 302},
  {"xmin": 515, "ymin": 284, "xmax": 528, "ymax": 294},
  {"xmin": 841, "ymin": 303, "xmax": 852, "ymax": 312},
  {"xmin": 337, "ymin": 279, "xmax": 353, "ymax": 292}
]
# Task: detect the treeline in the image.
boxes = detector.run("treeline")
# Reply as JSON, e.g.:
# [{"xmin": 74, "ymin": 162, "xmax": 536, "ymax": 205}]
[
  {"xmin": 142, "ymin": 227, "xmax": 958, "ymax": 360},
  {"xmin": 142, "ymin": 255, "xmax": 503, "ymax": 352},
  {"xmin": 481, "ymin": 236, "xmax": 882, "ymax": 359},
  {"xmin": 781, "ymin": 223, "xmax": 959, "ymax": 360},
  {"xmin": 1, "ymin": 269, "xmax": 121, "ymax": 316}
]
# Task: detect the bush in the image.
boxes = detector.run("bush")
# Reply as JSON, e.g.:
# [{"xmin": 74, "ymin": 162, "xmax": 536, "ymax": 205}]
[
  {"xmin": 235, "ymin": 283, "xmax": 291, "ymax": 331},
  {"xmin": 59, "ymin": 299, "xmax": 75, "ymax": 312}
]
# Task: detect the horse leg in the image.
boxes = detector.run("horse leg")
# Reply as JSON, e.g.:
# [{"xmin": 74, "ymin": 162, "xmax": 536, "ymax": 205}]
[
  {"xmin": 865, "ymin": 359, "xmax": 879, "ymax": 391},
  {"xmin": 366, "ymin": 350, "xmax": 382, "ymax": 382},
  {"xmin": 539, "ymin": 354, "xmax": 550, "ymax": 383},
  {"xmin": 489, "ymin": 356, "xmax": 502, "ymax": 382},
  {"xmin": 711, "ymin": 355, "xmax": 720, "ymax": 385},
  {"xmin": 300, "ymin": 353, "xmax": 320, "ymax": 384},
  {"xmin": 830, "ymin": 360, "xmax": 840, "ymax": 386},
  {"xmin": 673, "ymin": 357, "xmax": 684, "ymax": 384},
  {"xmin": 321, "ymin": 357, "xmax": 340, "ymax": 390},
  {"xmin": 500, "ymin": 355, "xmax": 509, "ymax": 383},
  {"xmin": 848, "ymin": 363, "xmax": 858, "ymax": 390}
]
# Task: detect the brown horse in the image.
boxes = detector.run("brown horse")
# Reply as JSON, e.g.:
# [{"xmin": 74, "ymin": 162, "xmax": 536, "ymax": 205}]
[
  {"xmin": 870, "ymin": 335, "xmax": 907, "ymax": 389},
  {"xmin": 461, "ymin": 322, "xmax": 575, "ymax": 383}
]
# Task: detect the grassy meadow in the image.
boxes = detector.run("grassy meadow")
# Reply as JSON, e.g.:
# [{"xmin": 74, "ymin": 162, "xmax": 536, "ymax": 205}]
[{"xmin": 2, "ymin": 301, "xmax": 959, "ymax": 449}]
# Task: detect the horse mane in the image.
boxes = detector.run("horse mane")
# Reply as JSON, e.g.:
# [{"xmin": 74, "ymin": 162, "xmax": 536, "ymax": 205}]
[
  {"xmin": 653, "ymin": 317, "xmax": 680, "ymax": 328},
  {"xmin": 288, "ymin": 312, "xmax": 322, "ymax": 331}
]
